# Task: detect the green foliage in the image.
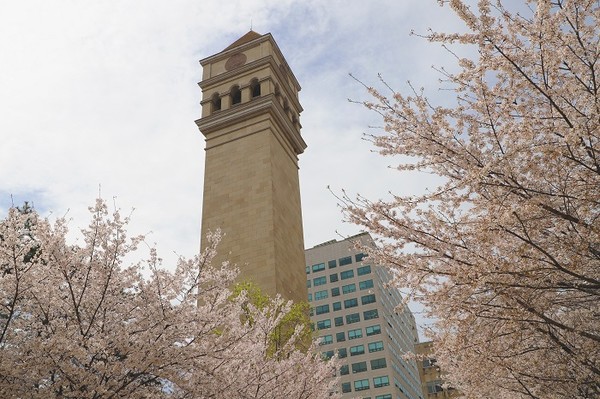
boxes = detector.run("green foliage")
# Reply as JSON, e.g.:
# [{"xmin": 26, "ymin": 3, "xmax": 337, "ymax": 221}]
[{"xmin": 231, "ymin": 281, "xmax": 313, "ymax": 355}]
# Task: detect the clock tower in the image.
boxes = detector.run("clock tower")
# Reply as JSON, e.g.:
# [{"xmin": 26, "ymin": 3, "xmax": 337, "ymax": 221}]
[{"xmin": 196, "ymin": 31, "xmax": 307, "ymax": 303}]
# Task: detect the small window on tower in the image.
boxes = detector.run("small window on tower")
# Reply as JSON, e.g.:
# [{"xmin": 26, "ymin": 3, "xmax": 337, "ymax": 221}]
[
  {"xmin": 211, "ymin": 93, "xmax": 221, "ymax": 112},
  {"xmin": 230, "ymin": 85, "xmax": 241, "ymax": 105},
  {"xmin": 250, "ymin": 78, "xmax": 261, "ymax": 98}
]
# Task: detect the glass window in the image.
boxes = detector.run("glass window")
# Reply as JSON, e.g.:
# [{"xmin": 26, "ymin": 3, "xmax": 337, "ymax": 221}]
[
  {"xmin": 333, "ymin": 301, "xmax": 342, "ymax": 311},
  {"xmin": 315, "ymin": 290, "xmax": 328, "ymax": 300},
  {"xmin": 305, "ymin": 265, "xmax": 310, "ymax": 274},
  {"xmin": 338, "ymin": 348, "xmax": 347, "ymax": 358},
  {"xmin": 334, "ymin": 317, "xmax": 344, "ymax": 327},
  {"xmin": 359, "ymin": 279, "xmax": 374, "ymax": 290},
  {"xmin": 315, "ymin": 304, "xmax": 329, "ymax": 315},
  {"xmin": 312, "ymin": 263, "xmax": 325, "ymax": 273},
  {"xmin": 306, "ymin": 280, "xmax": 311, "ymax": 288},
  {"xmin": 342, "ymin": 283, "xmax": 356, "ymax": 294},
  {"xmin": 328, "ymin": 259, "xmax": 337, "ymax": 269},
  {"xmin": 361, "ymin": 294, "xmax": 376, "ymax": 305},
  {"xmin": 321, "ymin": 350, "xmax": 334, "ymax": 360},
  {"xmin": 427, "ymin": 381, "xmax": 444, "ymax": 394},
  {"xmin": 336, "ymin": 332, "xmax": 346, "ymax": 342},
  {"xmin": 341, "ymin": 382, "xmax": 351, "ymax": 393},
  {"xmin": 329, "ymin": 273, "xmax": 338, "ymax": 283},
  {"xmin": 368, "ymin": 341, "xmax": 384, "ymax": 352},
  {"xmin": 346, "ymin": 313, "xmax": 360, "ymax": 324},
  {"xmin": 340, "ymin": 270, "xmax": 354, "ymax": 280},
  {"xmin": 344, "ymin": 298, "xmax": 358, "ymax": 308},
  {"xmin": 371, "ymin": 358, "xmax": 387, "ymax": 370},
  {"xmin": 376, "ymin": 395, "xmax": 392, "ymax": 399},
  {"xmin": 357, "ymin": 265, "xmax": 371, "ymax": 276},
  {"xmin": 363, "ymin": 309, "xmax": 379, "ymax": 320},
  {"xmin": 313, "ymin": 276, "xmax": 326, "ymax": 286},
  {"xmin": 316, "ymin": 319, "xmax": 331, "ymax": 330},
  {"xmin": 355, "ymin": 253, "xmax": 367, "ymax": 262},
  {"xmin": 339, "ymin": 256, "xmax": 352, "ymax": 266},
  {"xmin": 350, "ymin": 345, "xmax": 365, "ymax": 356},
  {"xmin": 354, "ymin": 379, "xmax": 370, "ymax": 391},
  {"xmin": 348, "ymin": 328, "xmax": 363, "ymax": 340},
  {"xmin": 340, "ymin": 365, "xmax": 349, "ymax": 375},
  {"xmin": 331, "ymin": 287, "xmax": 340, "ymax": 297},
  {"xmin": 352, "ymin": 361, "xmax": 367, "ymax": 373},
  {"xmin": 366, "ymin": 324, "xmax": 381, "ymax": 336},
  {"xmin": 373, "ymin": 376, "xmax": 390, "ymax": 388},
  {"xmin": 307, "ymin": 293, "xmax": 312, "ymax": 302},
  {"xmin": 320, "ymin": 335, "xmax": 333, "ymax": 345}
]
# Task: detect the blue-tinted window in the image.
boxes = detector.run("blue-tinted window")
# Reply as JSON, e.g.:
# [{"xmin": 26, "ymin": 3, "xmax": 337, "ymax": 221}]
[
  {"xmin": 357, "ymin": 265, "xmax": 371, "ymax": 276},
  {"xmin": 361, "ymin": 294, "xmax": 376, "ymax": 305},
  {"xmin": 340, "ymin": 365, "xmax": 349, "ymax": 375},
  {"xmin": 338, "ymin": 348, "xmax": 347, "ymax": 358},
  {"xmin": 355, "ymin": 253, "xmax": 367, "ymax": 262},
  {"xmin": 366, "ymin": 324, "xmax": 381, "ymax": 336},
  {"xmin": 322, "ymin": 350, "xmax": 334, "ymax": 360},
  {"xmin": 306, "ymin": 280, "xmax": 311, "ymax": 288},
  {"xmin": 334, "ymin": 316, "xmax": 344, "ymax": 327},
  {"xmin": 363, "ymin": 309, "xmax": 379, "ymax": 320},
  {"xmin": 373, "ymin": 376, "xmax": 390, "ymax": 388},
  {"xmin": 376, "ymin": 395, "xmax": 392, "ymax": 399},
  {"xmin": 305, "ymin": 265, "xmax": 310, "ymax": 274},
  {"xmin": 359, "ymin": 279, "xmax": 374, "ymax": 290},
  {"xmin": 315, "ymin": 304, "xmax": 329, "ymax": 315},
  {"xmin": 331, "ymin": 287, "xmax": 340, "ymax": 297},
  {"xmin": 346, "ymin": 313, "xmax": 360, "ymax": 324},
  {"xmin": 350, "ymin": 345, "xmax": 365, "ymax": 356},
  {"xmin": 352, "ymin": 362, "xmax": 367, "ymax": 374},
  {"xmin": 341, "ymin": 382, "xmax": 351, "ymax": 393},
  {"xmin": 371, "ymin": 358, "xmax": 387, "ymax": 369},
  {"xmin": 333, "ymin": 301, "xmax": 342, "ymax": 311},
  {"xmin": 329, "ymin": 273, "xmax": 338, "ymax": 283},
  {"xmin": 320, "ymin": 334, "xmax": 333, "ymax": 345},
  {"xmin": 354, "ymin": 379, "xmax": 369, "ymax": 391},
  {"xmin": 344, "ymin": 298, "xmax": 358, "ymax": 309},
  {"xmin": 339, "ymin": 256, "xmax": 352, "ymax": 266},
  {"xmin": 307, "ymin": 293, "xmax": 312, "ymax": 302},
  {"xmin": 328, "ymin": 259, "xmax": 337, "ymax": 269},
  {"xmin": 315, "ymin": 290, "xmax": 328, "ymax": 300},
  {"xmin": 340, "ymin": 270, "xmax": 354, "ymax": 280},
  {"xmin": 336, "ymin": 332, "xmax": 346, "ymax": 342},
  {"xmin": 342, "ymin": 284, "xmax": 356, "ymax": 294},
  {"xmin": 312, "ymin": 263, "xmax": 325, "ymax": 273},
  {"xmin": 348, "ymin": 328, "xmax": 362, "ymax": 340},
  {"xmin": 368, "ymin": 341, "xmax": 384, "ymax": 352},
  {"xmin": 313, "ymin": 276, "xmax": 326, "ymax": 286},
  {"xmin": 316, "ymin": 319, "xmax": 331, "ymax": 330}
]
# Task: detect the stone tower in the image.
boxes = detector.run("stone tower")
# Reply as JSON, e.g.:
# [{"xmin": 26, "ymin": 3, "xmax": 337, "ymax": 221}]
[{"xmin": 196, "ymin": 31, "xmax": 307, "ymax": 303}]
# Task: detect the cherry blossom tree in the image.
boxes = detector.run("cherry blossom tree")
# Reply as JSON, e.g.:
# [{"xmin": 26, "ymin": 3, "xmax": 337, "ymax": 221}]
[
  {"xmin": 0, "ymin": 200, "xmax": 338, "ymax": 398},
  {"xmin": 343, "ymin": 1, "xmax": 599, "ymax": 398}
]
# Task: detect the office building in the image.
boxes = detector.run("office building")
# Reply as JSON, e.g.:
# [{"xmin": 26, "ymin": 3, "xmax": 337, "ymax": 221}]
[
  {"xmin": 306, "ymin": 233, "xmax": 424, "ymax": 399},
  {"xmin": 415, "ymin": 342, "xmax": 460, "ymax": 399},
  {"xmin": 196, "ymin": 31, "xmax": 307, "ymax": 302}
]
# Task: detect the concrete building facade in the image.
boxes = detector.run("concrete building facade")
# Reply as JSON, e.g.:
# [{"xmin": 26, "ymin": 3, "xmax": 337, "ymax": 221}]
[
  {"xmin": 306, "ymin": 233, "xmax": 425, "ymax": 399},
  {"xmin": 196, "ymin": 31, "xmax": 307, "ymax": 303},
  {"xmin": 415, "ymin": 342, "xmax": 460, "ymax": 399}
]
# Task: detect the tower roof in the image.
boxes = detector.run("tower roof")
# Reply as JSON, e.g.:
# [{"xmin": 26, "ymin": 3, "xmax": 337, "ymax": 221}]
[{"xmin": 223, "ymin": 30, "xmax": 263, "ymax": 51}]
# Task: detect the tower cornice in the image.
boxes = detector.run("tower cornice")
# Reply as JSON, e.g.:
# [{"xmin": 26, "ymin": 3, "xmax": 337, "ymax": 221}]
[{"xmin": 195, "ymin": 94, "xmax": 306, "ymax": 155}]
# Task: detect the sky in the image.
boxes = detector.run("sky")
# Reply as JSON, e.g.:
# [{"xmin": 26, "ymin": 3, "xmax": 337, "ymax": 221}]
[{"xmin": 0, "ymin": 0, "xmax": 470, "ymax": 333}]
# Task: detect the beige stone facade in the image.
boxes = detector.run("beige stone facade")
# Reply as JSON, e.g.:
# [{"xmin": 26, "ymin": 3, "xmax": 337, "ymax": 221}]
[{"xmin": 196, "ymin": 31, "xmax": 307, "ymax": 303}]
